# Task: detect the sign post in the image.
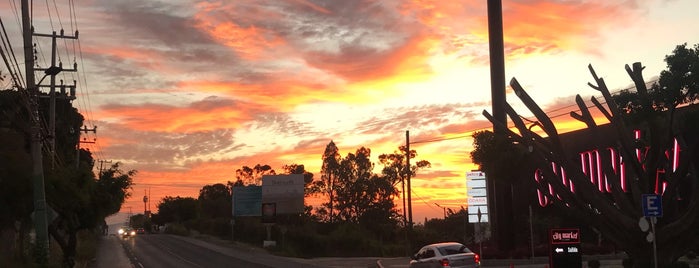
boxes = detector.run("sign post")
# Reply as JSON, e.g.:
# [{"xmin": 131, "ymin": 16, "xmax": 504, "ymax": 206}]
[
  {"xmin": 466, "ymin": 171, "xmax": 489, "ymax": 223},
  {"xmin": 642, "ymin": 194, "xmax": 662, "ymax": 268},
  {"xmin": 467, "ymin": 171, "xmax": 488, "ymax": 259},
  {"xmin": 549, "ymin": 228, "xmax": 582, "ymax": 268}
]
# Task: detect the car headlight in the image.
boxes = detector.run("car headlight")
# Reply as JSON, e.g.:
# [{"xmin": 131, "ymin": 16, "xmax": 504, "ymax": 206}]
[
  {"xmin": 130, "ymin": 231, "xmax": 136, "ymax": 236},
  {"xmin": 118, "ymin": 229, "xmax": 124, "ymax": 235}
]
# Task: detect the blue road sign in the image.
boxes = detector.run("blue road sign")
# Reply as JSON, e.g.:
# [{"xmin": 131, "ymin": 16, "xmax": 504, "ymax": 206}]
[{"xmin": 642, "ymin": 194, "xmax": 663, "ymax": 217}]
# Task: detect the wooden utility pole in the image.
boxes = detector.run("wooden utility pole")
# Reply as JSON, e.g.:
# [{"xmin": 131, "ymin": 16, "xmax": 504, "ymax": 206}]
[
  {"xmin": 487, "ymin": 0, "xmax": 515, "ymax": 252},
  {"xmin": 77, "ymin": 126, "xmax": 97, "ymax": 168},
  {"xmin": 406, "ymin": 130, "xmax": 413, "ymax": 227},
  {"xmin": 34, "ymin": 30, "xmax": 78, "ymax": 168},
  {"xmin": 97, "ymin": 159, "xmax": 112, "ymax": 175},
  {"xmin": 22, "ymin": 0, "xmax": 49, "ymax": 263}
]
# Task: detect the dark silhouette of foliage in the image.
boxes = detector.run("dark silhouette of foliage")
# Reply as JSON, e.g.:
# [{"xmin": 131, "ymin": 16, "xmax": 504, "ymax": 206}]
[
  {"xmin": 198, "ymin": 183, "xmax": 232, "ymax": 219},
  {"xmin": 156, "ymin": 196, "xmax": 199, "ymax": 224},
  {"xmin": 478, "ymin": 44, "xmax": 699, "ymax": 267},
  {"xmin": 234, "ymin": 164, "xmax": 276, "ymax": 186}
]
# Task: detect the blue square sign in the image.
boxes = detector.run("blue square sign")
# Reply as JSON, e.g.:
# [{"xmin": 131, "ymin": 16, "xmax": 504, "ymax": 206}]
[{"xmin": 642, "ymin": 194, "xmax": 663, "ymax": 217}]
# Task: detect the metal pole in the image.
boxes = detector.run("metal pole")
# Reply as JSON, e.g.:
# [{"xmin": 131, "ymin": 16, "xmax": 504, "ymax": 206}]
[
  {"xmin": 23, "ymin": 0, "xmax": 50, "ymax": 264},
  {"xmin": 529, "ymin": 205, "xmax": 535, "ymax": 260},
  {"xmin": 651, "ymin": 217, "xmax": 657, "ymax": 268},
  {"xmin": 406, "ymin": 131, "xmax": 412, "ymax": 227},
  {"xmin": 487, "ymin": 0, "xmax": 508, "ymax": 252},
  {"xmin": 49, "ymin": 32, "xmax": 57, "ymax": 169}
]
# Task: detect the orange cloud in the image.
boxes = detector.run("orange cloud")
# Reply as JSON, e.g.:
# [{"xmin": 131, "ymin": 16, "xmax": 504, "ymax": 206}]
[
  {"xmin": 501, "ymin": 1, "xmax": 637, "ymax": 57},
  {"xmin": 192, "ymin": 3, "xmax": 286, "ymax": 60},
  {"xmin": 97, "ymin": 100, "xmax": 254, "ymax": 133}
]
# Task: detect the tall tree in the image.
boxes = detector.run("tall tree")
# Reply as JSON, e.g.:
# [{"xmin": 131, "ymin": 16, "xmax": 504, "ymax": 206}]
[
  {"xmin": 335, "ymin": 147, "xmax": 374, "ymax": 223},
  {"xmin": 480, "ymin": 44, "xmax": 699, "ymax": 266},
  {"xmin": 378, "ymin": 146, "xmax": 431, "ymax": 225},
  {"xmin": 314, "ymin": 141, "xmax": 341, "ymax": 222},
  {"xmin": 198, "ymin": 183, "xmax": 232, "ymax": 219}
]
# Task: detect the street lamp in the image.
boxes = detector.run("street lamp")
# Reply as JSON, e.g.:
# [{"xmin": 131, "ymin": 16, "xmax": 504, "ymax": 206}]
[{"xmin": 37, "ymin": 65, "xmax": 62, "ymax": 85}]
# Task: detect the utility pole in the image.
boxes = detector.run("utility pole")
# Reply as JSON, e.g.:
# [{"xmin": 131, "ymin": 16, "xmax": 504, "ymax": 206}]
[
  {"xmin": 405, "ymin": 130, "xmax": 413, "ymax": 227},
  {"xmin": 77, "ymin": 125, "xmax": 97, "ymax": 168},
  {"xmin": 487, "ymin": 0, "xmax": 515, "ymax": 252},
  {"xmin": 434, "ymin": 203, "xmax": 447, "ymax": 219},
  {"xmin": 22, "ymin": 0, "xmax": 49, "ymax": 263},
  {"xmin": 97, "ymin": 159, "xmax": 112, "ymax": 175},
  {"xmin": 34, "ymin": 30, "xmax": 78, "ymax": 168}
]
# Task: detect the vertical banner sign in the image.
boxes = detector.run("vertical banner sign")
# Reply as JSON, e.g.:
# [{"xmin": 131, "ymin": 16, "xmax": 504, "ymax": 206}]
[
  {"xmin": 549, "ymin": 228, "xmax": 582, "ymax": 268},
  {"xmin": 466, "ymin": 171, "xmax": 489, "ymax": 223}
]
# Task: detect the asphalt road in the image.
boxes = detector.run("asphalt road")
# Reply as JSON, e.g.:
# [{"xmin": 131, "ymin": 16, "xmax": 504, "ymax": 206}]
[{"xmin": 118, "ymin": 234, "xmax": 323, "ymax": 268}]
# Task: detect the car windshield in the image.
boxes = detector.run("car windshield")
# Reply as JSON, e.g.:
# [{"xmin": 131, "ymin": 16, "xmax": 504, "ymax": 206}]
[{"xmin": 437, "ymin": 244, "xmax": 472, "ymax": 256}]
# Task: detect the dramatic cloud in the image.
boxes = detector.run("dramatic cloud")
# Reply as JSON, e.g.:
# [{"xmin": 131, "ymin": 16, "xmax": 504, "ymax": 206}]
[{"xmin": 5, "ymin": 0, "xmax": 693, "ymax": 221}]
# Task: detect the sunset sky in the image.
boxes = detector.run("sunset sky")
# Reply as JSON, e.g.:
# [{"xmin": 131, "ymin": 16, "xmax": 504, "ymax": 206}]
[{"xmin": 1, "ymin": 0, "xmax": 697, "ymax": 224}]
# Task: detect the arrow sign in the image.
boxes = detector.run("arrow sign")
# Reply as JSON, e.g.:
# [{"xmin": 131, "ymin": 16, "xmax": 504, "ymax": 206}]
[{"xmin": 642, "ymin": 194, "xmax": 663, "ymax": 218}]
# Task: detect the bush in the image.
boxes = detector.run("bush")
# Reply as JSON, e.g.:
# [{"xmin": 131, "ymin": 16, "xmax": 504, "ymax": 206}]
[{"xmin": 165, "ymin": 223, "xmax": 190, "ymax": 236}]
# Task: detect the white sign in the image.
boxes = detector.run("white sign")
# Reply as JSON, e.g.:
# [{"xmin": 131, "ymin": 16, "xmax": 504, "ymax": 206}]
[
  {"xmin": 468, "ymin": 197, "xmax": 488, "ymax": 206},
  {"xmin": 468, "ymin": 205, "xmax": 488, "ymax": 214},
  {"xmin": 466, "ymin": 179, "xmax": 486, "ymax": 188},
  {"xmin": 262, "ymin": 174, "xmax": 305, "ymax": 214},
  {"xmin": 467, "ymin": 188, "xmax": 487, "ymax": 197},
  {"xmin": 466, "ymin": 171, "xmax": 486, "ymax": 178},
  {"xmin": 468, "ymin": 214, "xmax": 489, "ymax": 223},
  {"xmin": 466, "ymin": 171, "xmax": 489, "ymax": 223}
]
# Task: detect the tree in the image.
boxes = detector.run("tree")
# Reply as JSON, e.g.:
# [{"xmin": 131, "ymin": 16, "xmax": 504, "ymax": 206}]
[
  {"xmin": 198, "ymin": 183, "xmax": 232, "ymax": 219},
  {"xmin": 282, "ymin": 164, "xmax": 314, "ymax": 193},
  {"xmin": 156, "ymin": 196, "xmax": 199, "ymax": 224},
  {"xmin": 47, "ymin": 162, "xmax": 134, "ymax": 267},
  {"xmin": 1, "ymin": 80, "xmax": 134, "ymax": 267},
  {"xmin": 378, "ymin": 146, "xmax": 431, "ymax": 225},
  {"xmin": 335, "ymin": 147, "xmax": 374, "ymax": 223},
  {"xmin": 480, "ymin": 48, "xmax": 699, "ymax": 266},
  {"xmin": 0, "ymin": 92, "xmax": 33, "ymax": 264},
  {"xmin": 234, "ymin": 164, "xmax": 276, "ymax": 186},
  {"xmin": 313, "ymin": 141, "xmax": 341, "ymax": 222}
]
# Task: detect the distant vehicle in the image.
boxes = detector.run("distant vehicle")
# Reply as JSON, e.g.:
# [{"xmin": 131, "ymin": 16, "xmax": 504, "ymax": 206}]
[
  {"xmin": 410, "ymin": 242, "xmax": 480, "ymax": 268},
  {"xmin": 118, "ymin": 227, "xmax": 136, "ymax": 238},
  {"xmin": 136, "ymin": 228, "xmax": 146, "ymax": 234}
]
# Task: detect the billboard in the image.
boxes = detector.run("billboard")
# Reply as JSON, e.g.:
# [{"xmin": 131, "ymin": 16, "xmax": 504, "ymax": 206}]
[
  {"xmin": 232, "ymin": 186, "xmax": 262, "ymax": 216},
  {"xmin": 262, "ymin": 174, "xmax": 305, "ymax": 214}
]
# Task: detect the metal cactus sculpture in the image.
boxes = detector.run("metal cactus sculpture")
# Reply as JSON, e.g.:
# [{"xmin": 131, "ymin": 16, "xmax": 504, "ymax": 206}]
[{"xmin": 483, "ymin": 62, "xmax": 699, "ymax": 267}]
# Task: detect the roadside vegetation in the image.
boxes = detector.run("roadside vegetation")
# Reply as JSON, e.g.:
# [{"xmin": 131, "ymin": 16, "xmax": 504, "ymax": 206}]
[{"xmin": 0, "ymin": 87, "xmax": 135, "ymax": 266}]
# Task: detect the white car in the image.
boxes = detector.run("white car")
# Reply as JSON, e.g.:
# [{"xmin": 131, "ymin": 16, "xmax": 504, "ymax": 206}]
[{"xmin": 409, "ymin": 242, "xmax": 480, "ymax": 268}]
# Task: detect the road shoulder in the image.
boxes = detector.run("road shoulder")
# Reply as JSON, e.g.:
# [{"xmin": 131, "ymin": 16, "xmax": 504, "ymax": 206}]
[{"xmin": 89, "ymin": 235, "xmax": 134, "ymax": 268}]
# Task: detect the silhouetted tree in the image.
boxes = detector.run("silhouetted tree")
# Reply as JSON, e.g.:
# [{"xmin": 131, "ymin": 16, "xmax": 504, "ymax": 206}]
[
  {"xmin": 313, "ymin": 141, "xmax": 341, "ymax": 222},
  {"xmin": 234, "ymin": 164, "xmax": 276, "ymax": 186},
  {"xmin": 198, "ymin": 183, "xmax": 232, "ymax": 219},
  {"xmin": 480, "ymin": 44, "xmax": 699, "ymax": 267},
  {"xmin": 156, "ymin": 196, "xmax": 199, "ymax": 224}
]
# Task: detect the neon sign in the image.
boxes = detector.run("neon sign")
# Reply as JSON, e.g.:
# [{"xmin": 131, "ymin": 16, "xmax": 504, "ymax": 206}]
[{"xmin": 535, "ymin": 130, "xmax": 681, "ymax": 207}]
